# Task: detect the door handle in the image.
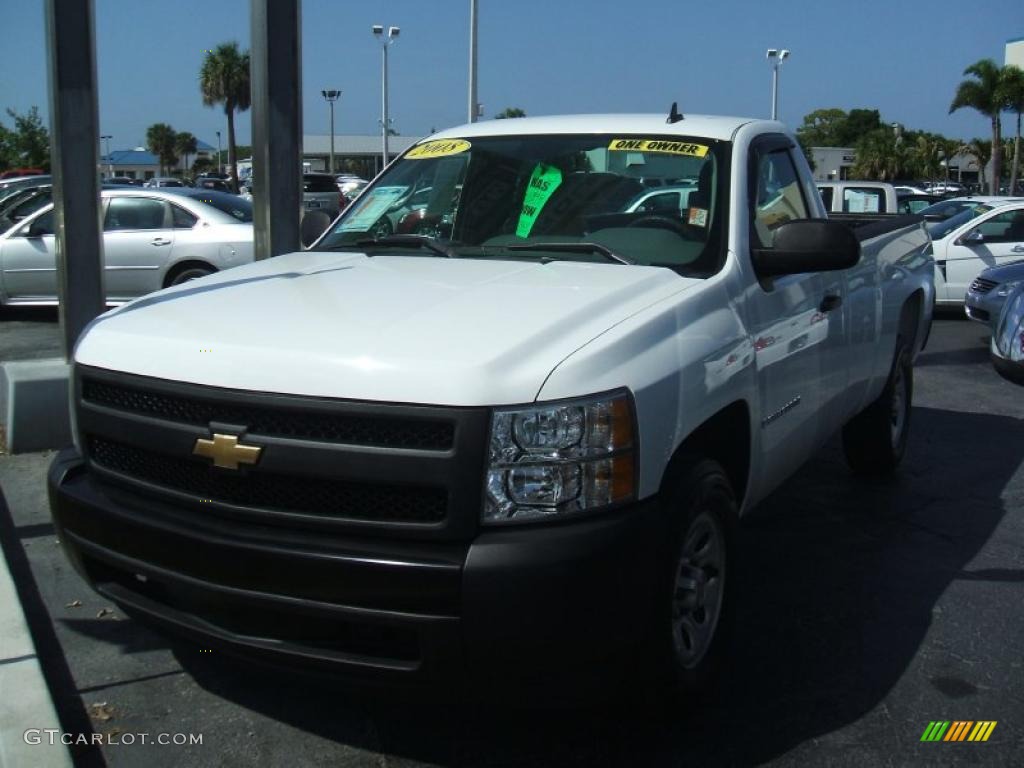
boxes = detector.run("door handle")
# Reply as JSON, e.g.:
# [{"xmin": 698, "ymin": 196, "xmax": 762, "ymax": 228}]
[
  {"xmin": 150, "ymin": 237, "xmax": 171, "ymax": 246},
  {"xmin": 819, "ymin": 294, "xmax": 842, "ymax": 312},
  {"xmin": 1012, "ymin": 245, "xmax": 1024, "ymax": 253}
]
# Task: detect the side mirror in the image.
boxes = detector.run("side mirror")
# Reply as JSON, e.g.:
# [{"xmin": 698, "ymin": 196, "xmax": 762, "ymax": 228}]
[
  {"xmin": 26, "ymin": 221, "xmax": 52, "ymax": 238},
  {"xmin": 300, "ymin": 209, "xmax": 332, "ymax": 248},
  {"xmin": 961, "ymin": 230, "xmax": 984, "ymax": 245},
  {"xmin": 751, "ymin": 219, "xmax": 860, "ymax": 277}
]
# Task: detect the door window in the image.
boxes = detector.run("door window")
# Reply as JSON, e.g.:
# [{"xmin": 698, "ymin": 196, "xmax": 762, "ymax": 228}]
[
  {"xmin": 976, "ymin": 209, "xmax": 1024, "ymax": 243},
  {"xmin": 171, "ymin": 204, "xmax": 198, "ymax": 229},
  {"xmin": 104, "ymin": 197, "xmax": 169, "ymax": 231},
  {"xmin": 753, "ymin": 150, "xmax": 809, "ymax": 247}
]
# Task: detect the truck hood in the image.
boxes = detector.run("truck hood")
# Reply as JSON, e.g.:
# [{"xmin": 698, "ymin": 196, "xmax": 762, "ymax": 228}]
[{"xmin": 76, "ymin": 250, "xmax": 696, "ymax": 405}]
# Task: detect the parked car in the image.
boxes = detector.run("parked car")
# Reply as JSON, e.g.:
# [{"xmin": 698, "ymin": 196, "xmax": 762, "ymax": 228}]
[
  {"xmin": 918, "ymin": 196, "xmax": 1019, "ymax": 222},
  {"xmin": 0, "ymin": 168, "xmax": 45, "ymax": 180},
  {"xmin": 929, "ymin": 201, "xmax": 1024, "ymax": 305},
  {"xmin": 49, "ymin": 113, "xmax": 933, "ymax": 694},
  {"xmin": 0, "ymin": 182, "xmax": 129, "ymax": 233},
  {"xmin": 0, "ymin": 188, "xmax": 254, "ymax": 306},
  {"xmin": 964, "ymin": 259, "xmax": 1024, "ymax": 325},
  {"xmin": 335, "ymin": 174, "xmax": 368, "ymax": 197},
  {"xmin": 0, "ymin": 174, "xmax": 52, "ymax": 197},
  {"xmin": 303, "ymin": 173, "xmax": 343, "ymax": 217},
  {"xmin": 816, "ymin": 181, "xmax": 899, "ymax": 214},
  {"xmin": 990, "ymin": 283, "xmax": 1024, "ymax": 384},
  {"xmin": 623, "ymin": 184, "xmax": 699, "ymax": 215},
  {"xmin": 144, "ymin": 177, "xmax": 187, "ymax": 188},
  {"xmin": 896, "ymin": 193, "xmax": 943, "ymax": 215},
  {"xmin": 108, "ymin": 177, "xmax": 145, "ymax": 187},
  {"xmin": 195, "ymin": 177, "xmax": 232, "ymax": 193}
]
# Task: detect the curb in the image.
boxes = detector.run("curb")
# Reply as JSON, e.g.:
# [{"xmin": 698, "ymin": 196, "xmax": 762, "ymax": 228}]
[{"xmin": 0, "ymin": 534, "xmax": 72, "ymax": 768}]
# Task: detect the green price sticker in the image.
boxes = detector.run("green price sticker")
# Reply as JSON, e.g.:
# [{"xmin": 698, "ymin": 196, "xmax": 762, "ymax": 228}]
[{"xmin": 516, "ymin": 163, "xmax": 563, "ymax": 238}]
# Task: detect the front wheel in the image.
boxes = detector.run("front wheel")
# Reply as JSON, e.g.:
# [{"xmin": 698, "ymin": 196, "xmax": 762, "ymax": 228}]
[
  {"xmin": 655, "ymin": 458, "xmax": 736, "ymax": 693},
  {"xmin": 842, "ymin": 338, "xmax": 913, "ymax": 475}
]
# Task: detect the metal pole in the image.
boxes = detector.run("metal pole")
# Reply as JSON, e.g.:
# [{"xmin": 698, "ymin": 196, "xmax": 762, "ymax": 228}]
[
  {"xmin": 382, "ymin": 43, "xmax": 389, "ymax": 167},
  {"xmin": 468, "ymin": 0, "xmax": 478, "ymax": 122},
  {"xmin": 45, "ymin": 0, "xmax": 105, "ymax": 358},
  {"xmin": 329, "ymin": 100, "xmax": 335, "ymax": 174},
  {"xmin": 216, "ymin": 130, "xmax": 222, "ymax": 174},
  {"xmin": 770, "ymin": 64, "xmax": 779, "ymax": 121},
  {"xmin": 251, "ymin": 0, "xmax": 303, "ymax": 260}
]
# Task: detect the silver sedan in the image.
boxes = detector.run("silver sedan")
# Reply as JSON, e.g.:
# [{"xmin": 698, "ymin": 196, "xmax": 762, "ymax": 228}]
[
  {"xmin": 965, "ymin": 259, "xmax": 1024, "ymax": 327},
  {"xmin": 0, "ymin": 188, "xmax": 254, "ymax": 307}
]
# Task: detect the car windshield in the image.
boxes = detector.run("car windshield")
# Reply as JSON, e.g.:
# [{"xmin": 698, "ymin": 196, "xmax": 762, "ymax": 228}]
[
  {"xmin": 926, "ymin": 207, "xmax": 985, "ymax": 239},
  {"xmin": 316, "ymin": 133, "xmax": 728, "ymax": 275}
]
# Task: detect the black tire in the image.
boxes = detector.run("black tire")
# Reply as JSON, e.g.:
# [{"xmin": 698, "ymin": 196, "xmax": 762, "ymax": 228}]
[
  {"xmin": 166, "ymin": 265, "xmax": 214, "ymax": 287},
  {"xmin": 654, "ymin": 458, "xmax": 737, "ymax": 694},
  {"xmin": 842, "ymin": 338, "xmax": 913, "ymax": 475}
]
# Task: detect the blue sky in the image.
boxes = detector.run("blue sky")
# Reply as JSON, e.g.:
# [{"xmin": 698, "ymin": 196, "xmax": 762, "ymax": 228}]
[{"xmin": 1, "ymin": 0, "xmax": 1021, "ymax": 152}]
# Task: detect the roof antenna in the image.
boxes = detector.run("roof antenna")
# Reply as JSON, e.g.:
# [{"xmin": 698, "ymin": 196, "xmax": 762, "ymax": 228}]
[{"xmin": 667, "ymin": 101, "xmax": 683, "ymax": 124}]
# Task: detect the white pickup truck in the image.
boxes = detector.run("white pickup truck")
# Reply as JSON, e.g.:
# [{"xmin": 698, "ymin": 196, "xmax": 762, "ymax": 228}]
[{"xmin": 49, "ymin": 113, "xmax": 933, "ymax": 693}]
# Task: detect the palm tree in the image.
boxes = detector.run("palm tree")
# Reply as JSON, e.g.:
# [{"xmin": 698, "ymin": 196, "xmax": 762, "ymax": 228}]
[
  {"xmin": 1002, "ymin": 65, "xmax": 1024, "ymax": 195},
  {"xmin": 146, "ymin": 123, "xmax": 178, "ymax": 176},
  {"xmin": 174, "ymin": 131, "xmax": 197, "ymax": 177},
  {"xmin": 494, "ymin": 107, "xmax": 526, "ymax": 119},
  {"xmin": 200, "ymin": 42, "xmax": 250, "ymax": 192},
  {"xmin": 911, "ymin": 134, "xmax": 944, "ymax": 180},
  {"xmin": 852, "ymin": 129, "xmax": 912, "ymax": 180},
  {"xmin": 950, "ymin": 59, "xmax": 1004, "ymax": 194},
  {"xmin": 958, "ymin": 139, "xmax": 991, "ymax": 189}
]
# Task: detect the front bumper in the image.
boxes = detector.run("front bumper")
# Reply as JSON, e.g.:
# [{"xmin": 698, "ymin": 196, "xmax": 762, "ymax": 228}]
[
  {"xmin": 49, "ymin": 448, "xmax": 661, "ymax": 686},
  {"xmin": 964, "ymin": 288, "xmax": 1005, "ymax": 326}
]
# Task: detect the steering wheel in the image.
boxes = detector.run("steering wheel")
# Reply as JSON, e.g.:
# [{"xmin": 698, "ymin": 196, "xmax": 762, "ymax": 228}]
[{"xmin": 626, "ymin": 215, "xmax": 697, "ymax": 239}]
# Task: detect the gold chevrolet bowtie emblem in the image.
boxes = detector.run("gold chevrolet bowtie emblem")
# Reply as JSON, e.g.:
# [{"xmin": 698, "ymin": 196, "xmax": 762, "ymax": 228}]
[{"xmin": 192, "ymin": 433, "xmax": 262, "ymax": 470}]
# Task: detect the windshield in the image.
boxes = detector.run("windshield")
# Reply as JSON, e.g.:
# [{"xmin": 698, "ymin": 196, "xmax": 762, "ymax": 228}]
[
  {"xmin": 926, "ymin": 207, "xmax": 984, "ymax": 240},
  {"xmin": 316, "ymin": 133, "xmax": 728, "ymax": 275}
]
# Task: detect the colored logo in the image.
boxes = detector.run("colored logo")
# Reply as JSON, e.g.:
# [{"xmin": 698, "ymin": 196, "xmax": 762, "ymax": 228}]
[
  {"xmin": 920, "ymin": 721, "xmax": 997, "ymax": 742},
  {"xmin": 193, "ymin": 433, "xmax": 262, "ymax": 470}
]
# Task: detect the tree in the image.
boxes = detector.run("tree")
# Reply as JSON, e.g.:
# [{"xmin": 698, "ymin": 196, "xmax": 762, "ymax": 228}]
[
  {"xmin": 910, "ymin": 133, "xmax": 945, "ymax": 179},
  {"xmin": 3, "ymin": 107, "xmax": 50, "ymax": 170},
  {"xmin": 191, "ymin": 156, "xmax": 213, "ymax": 175},
  {"xmin": 200, "ymin": 41, "xmax": 250, "ymax": 192},
  {"xmin": 950, "ymin": 59, "xmax": 1004, "ymax": 194},
  {"xmin": 146, "ymin": 123, "xmax": 178, "ymax": 176},
  {"xmin": 175, "ymin": 131, "xmax": 197, "ymax": 176},
  {"xmin": 852, "ymin": 128, "xmax": 913, "ymax": 180},
  {"xmin": 840, "ymin": 109, "xmax": 882, "ymax": 146},
  {"xmin": 495, "ymin": 107, "xmax": 526, "ymax": 119},
  {"xmin": 958, "ymin": 138, "xmax": 991, "ymax": 188},
  {"xmin": 1002, "ymin": 65, "xmax": 1024, "ymax": 194}
]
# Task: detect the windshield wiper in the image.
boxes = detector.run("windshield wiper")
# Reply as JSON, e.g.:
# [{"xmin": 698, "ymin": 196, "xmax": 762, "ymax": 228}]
[
  {"xmin": 354, "ymin": 234, "xmax": 458, "ymax": 258},
  {"xmin": 505, "ymin": 241, "xmax": 634, "ymax": 265}
]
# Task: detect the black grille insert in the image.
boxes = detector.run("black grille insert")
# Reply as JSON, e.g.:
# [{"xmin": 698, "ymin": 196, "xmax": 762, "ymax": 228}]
[
  {"xmin": 81, "ymin": 378, "xmax": 455, "ymax": 450},
  {"xmin": 88, "ymin": 436, "xmax": 447, "ymax": 524},
  {"xmin": 970, "ymin": 277, "xmax": 998, "ymax": 294}
]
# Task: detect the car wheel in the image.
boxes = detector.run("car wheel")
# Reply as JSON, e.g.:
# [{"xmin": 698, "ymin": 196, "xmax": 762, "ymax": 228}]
[
  {"xmin": 167, "ymin": 265, "xmax": 214, "ymax": 287},
  {"xmin": 655, "ymin": 458, "xmax": 736, "ymax": 694},
  {"xmin": 842, "ymin": 337, "xmax": 912, "ymax": 475}
]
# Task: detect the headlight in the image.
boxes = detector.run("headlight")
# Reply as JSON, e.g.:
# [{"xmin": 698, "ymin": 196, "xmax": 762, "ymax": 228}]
[
  {"xmin": 484, "ymin": 391, "xmax": 637, "ymax": 524},
  {"xmin": 996, "ymin": 280, "xmax": 1023, "ymax": 298}
]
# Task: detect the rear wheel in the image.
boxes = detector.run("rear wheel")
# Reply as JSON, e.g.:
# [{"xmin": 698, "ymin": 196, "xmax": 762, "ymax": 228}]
[
  {"xmin": 842, "ymin": 338, "xmax": 913, "ymax": 475},
  {"xmin": 166, "ymin": 264, "xmax": 214, "ymax": 287}
]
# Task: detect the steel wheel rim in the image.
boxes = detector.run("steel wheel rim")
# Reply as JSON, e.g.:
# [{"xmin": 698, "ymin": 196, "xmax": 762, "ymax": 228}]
[
  {"xmin": 890, "ymin": 363, "xmax": 906, "ymax": 448},
  {"xmin": 672, "ymin": 509, "xmax": 726, "ymax": 669}
]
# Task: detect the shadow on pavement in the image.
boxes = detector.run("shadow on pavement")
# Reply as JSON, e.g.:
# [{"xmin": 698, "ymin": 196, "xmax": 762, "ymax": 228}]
[{"xmin": 113, "ymin": 403, "xmax": 1017, "ymax": 767}]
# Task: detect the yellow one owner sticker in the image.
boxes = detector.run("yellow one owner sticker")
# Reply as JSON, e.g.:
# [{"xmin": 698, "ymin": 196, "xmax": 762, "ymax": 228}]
[
  {"xmin": 608, "ymin": 138, "xmax": 708, "ymax": 157},
  {"xmin": 405, "ymin": 139, "xmax": 472, "ymax": 159}
]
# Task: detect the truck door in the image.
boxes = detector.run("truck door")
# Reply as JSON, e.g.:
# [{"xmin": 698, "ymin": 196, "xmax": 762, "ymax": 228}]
[
  {"xmin": 744, "ymin": 137, "xmax": 842, "ymax": 492},
  {"xmin": 0, "ymin": 208, "xmax": 58, "ymax": 300}
]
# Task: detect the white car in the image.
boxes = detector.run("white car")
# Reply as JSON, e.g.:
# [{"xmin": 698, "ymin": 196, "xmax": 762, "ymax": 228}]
[
  {"xmin": 0, "ymin": 188, "xmax": 254, "ymax": 306},
  {"xmin": 927, "ymin": 200, "xmax": 1024, "ymax": 305}
]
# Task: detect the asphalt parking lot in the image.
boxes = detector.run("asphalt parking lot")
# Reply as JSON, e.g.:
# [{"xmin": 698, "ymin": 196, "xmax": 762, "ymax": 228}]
[{"xmin": 1, "ymin": 308, "xmax": 1022, "ymax": 767}]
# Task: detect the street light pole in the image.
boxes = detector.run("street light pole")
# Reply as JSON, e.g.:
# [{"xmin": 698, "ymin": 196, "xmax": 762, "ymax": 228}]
[
  {"xmin": 766, "ymin": 48, "xmax": 790, "ymax": 121},
  {"xmin": 373, "ymin": 24, "xmax": 399, "ymax": 169},
  {"xmin": 100, "ymin": 134, "xmax": 112, "ymax": 177},
  {"xmin": 321, "ymin": 89, "xmax": 340, "ymax": 174},
  {"xmin": 216, "ymin": 130, "xmax": 222, "ymax": 175},
  {"xmin": 468, "ymin": 0, "xmax": 478, "ymax": 122}
]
